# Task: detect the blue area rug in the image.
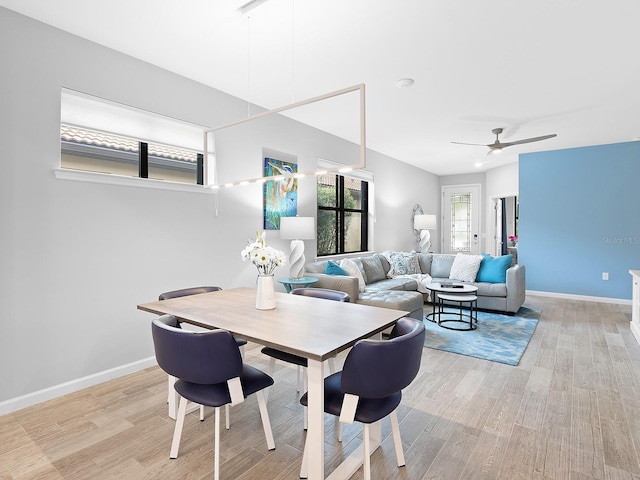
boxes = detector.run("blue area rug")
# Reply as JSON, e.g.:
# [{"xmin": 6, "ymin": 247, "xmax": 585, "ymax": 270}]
[{"xmin": 423, "ymin": 306, "xmax": 541, "ymax": 366}]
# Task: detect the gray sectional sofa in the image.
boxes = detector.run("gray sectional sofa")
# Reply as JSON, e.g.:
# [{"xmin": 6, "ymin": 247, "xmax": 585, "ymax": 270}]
[{"xmin": 305, "ymin": 252, "xmax": 526, "ymax": 316}]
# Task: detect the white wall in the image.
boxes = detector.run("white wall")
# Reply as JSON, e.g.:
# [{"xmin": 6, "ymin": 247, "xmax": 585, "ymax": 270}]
[
  {"xmin": 485, "ymin": 163, "xmax": 519, "ymax": 255},
  {"xmin": 0, "ymin": 7, "xmax": 439, "ymax": 411}
]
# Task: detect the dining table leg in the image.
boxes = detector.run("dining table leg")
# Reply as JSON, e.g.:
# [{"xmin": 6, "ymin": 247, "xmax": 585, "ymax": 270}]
[{"xmin": 305, "ymin": 358, "xmax": 325, "ymax": 480}]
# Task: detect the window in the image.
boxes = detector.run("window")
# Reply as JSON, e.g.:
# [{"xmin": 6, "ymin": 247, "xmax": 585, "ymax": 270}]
[
  {"xmin": 317, "ymin": 173, "xmax": 368, "ymax": 255},
  {"xmin": 60, "ymin": 88, "xmax": 206, "ymax": 185},
  {"xmin": 450, "ymin": 193, "xmax": 472, "ymax": 252}
]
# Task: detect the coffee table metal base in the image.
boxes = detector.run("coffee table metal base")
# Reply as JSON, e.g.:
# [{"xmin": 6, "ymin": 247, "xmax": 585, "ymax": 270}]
[{"xmin": 432, "ymin": 293, "xmax": 478, "ymax": 331}]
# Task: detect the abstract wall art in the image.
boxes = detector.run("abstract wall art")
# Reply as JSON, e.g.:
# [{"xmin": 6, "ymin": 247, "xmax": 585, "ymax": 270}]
[{"xmin": 263, "ymin": 157, "xmax": 298, "ymax": 230}]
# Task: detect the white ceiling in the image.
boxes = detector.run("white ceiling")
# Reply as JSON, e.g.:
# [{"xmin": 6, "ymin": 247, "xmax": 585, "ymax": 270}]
[{"xmin": 3, "ymin": 0, "xmax": 640, "ymax": 175}]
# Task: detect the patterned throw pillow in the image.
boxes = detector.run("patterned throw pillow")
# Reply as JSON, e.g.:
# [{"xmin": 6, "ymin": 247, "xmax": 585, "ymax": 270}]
[
  {"xmin": 385, "ymin": 252, "xmax": 421, "ymax": 278},
  {"xmin": 449, "ymin": 253, "xmax": 483, "ymax": 282}
]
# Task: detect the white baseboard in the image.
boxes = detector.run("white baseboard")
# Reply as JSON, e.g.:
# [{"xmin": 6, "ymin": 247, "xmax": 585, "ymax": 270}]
[
  {"xmin": 0, "ymin": 356, "xmax": 157, "ymax": 416},
  {"xmin": 526, "ymin": 290, "xmax": 632, "ymax": 306}
]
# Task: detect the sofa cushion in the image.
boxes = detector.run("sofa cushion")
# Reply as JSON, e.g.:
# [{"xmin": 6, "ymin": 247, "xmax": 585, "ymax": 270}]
[
  {"xmin": 305, "ymin": 260, "xmax": 327, "ymax": 274},
  {"xmin": 363, "ymin": 277, "xmax": 418, "ymax": 292},
  {"xmin": 449, "ymin": 253, "xmax": 483, "ymax": 282},
  {"xmin": 360, "ymin": 255, "xmax": 387, "ymax": 283},
  {"xmin": 357, "ymin": 290, "xmax": 424, "ymax": 320},
  {"xmin": 340, "ymin": 258, "xmax": 366, "ymax": 292},
  {"xmin": 474, "ymin": 282, "xmax": 508, "ymax": 297},
  {"xmin": 383, "ymin": 251, "xmax": 421, "ymax": 277},
  {"xmin": 431, "ymin": 254, "xmax": 455, "ymax": 278},
  {"xmin": 417, "ymin": 253, "xmax": 432, "ymax": 274},
  {"xmin": 325, "ymin": 260, "xmax": 348, "ymax": 276},
  {"xmin": 476, "ymin": 254, "xmax": 513, "ymax": 283}
]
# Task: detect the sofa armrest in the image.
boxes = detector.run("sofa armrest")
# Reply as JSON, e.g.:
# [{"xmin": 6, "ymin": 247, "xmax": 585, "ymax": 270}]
[
  {"xmin": 304, "ymin": 273, "xmax": 359, "ymax": 302},
  {"xmin": 505, "ymin": 264, "xmax": 526, "ymax": 312}
]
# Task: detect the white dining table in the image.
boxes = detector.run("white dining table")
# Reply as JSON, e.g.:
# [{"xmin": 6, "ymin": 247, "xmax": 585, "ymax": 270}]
[{"xmin": 138, "ymin": 287, "xmax": 408, "ymax": 480}]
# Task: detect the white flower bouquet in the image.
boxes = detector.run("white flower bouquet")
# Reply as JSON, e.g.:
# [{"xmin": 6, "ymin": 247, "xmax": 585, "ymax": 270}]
[{"xmin": 241, "ymin": 231, "xmax": 286, "ymax": 276}]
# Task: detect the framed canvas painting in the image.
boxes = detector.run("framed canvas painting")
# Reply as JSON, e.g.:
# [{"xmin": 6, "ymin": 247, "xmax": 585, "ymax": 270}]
[{"xmin": 263, "ymin": 157, "xmax": 298, "ymax": 230}]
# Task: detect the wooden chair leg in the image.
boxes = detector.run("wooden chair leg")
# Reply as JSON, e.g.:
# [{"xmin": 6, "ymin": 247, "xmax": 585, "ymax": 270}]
[
  {"xmin": 225, "ymin": 404, "xmax": 230, "ymax": 430},
  {"xmin": 200, "ymin": 405, "xmax": 205, "ymax": 421},
  {"xmin": 214, "ymin": 407, "xmax": 220, "ymax": 480},
  {"xmin": 300, "ymin": 433, "xmax": 309, "ymax": 479},
  {"xmin": 390, "ymin": 411, "xmax": 405, "ymax": 466},
  {"xmin": 363, "ymin": 423, "xmax": 371, "ymax": 480},
  {"xmin": 170, "ymin": 396, "xmax": 188, "ymax": 459},
  {"xmin": 256, "ymin": 390, "xmax": 275, "ymax": 450},
  {"xmin": 296, "ymin": 365, "xmax": 302, "ymax": 392},
  {"xmin": 337, "ymin": 418, "xmax": 343, "ymax": 442}
]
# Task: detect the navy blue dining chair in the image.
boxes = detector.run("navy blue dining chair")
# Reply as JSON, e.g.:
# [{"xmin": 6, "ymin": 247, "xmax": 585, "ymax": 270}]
[
  {"xmin": 152, "ymin": 315, "xmax": 275, "ymax": 480},
  {"xmin": 299, "ymin": 317, "xmax": 425, "ymax": 480},
  {"xmin": 159, "ymin": 286, "xmax": 248, "ymax": 425}
]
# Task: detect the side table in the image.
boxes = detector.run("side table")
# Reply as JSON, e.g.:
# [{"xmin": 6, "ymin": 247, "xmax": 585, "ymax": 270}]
[
  {"xmin": 277, "ymin": 276, "xmax": 319, "ymax": 293},
  {"xmin": 425, "ymin": 282, "xmax": 478, "ymax": 323},
  {"xmin": 436, "ymin": 293, "xmax": 478, "ymax": 331}
]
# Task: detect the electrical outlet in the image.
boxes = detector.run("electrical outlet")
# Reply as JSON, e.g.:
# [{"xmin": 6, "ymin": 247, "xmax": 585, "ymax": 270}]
[{"xmin": 602, "ymin": 272, "xmax": 609, "ymax": 280}]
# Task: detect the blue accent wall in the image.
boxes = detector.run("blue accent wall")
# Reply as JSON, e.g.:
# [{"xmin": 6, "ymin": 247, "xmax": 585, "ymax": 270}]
[{"xmin": 519, "ymin": 141, "xmax": 640, "ymax": 300}]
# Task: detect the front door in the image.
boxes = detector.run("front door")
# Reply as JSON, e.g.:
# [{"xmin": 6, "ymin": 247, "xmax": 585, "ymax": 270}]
[{"xmin": 442, "ymin": 184, "xmax": 481, "ymax": 254}]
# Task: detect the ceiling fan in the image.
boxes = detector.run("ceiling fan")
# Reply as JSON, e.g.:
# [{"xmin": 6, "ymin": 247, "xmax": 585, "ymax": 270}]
[{"xmin": 452, "ymin": 127, "xmax": 557, "ymax": 154}]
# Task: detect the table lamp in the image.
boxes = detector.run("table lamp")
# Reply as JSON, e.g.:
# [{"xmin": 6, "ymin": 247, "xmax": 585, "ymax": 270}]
[
  {"xmin": 280, "ymin": 216, "xmax": 315, "ymax": 279},
  {"xmin": 413, "ymin": 214, "xmax": 437, "ymax": 253}
]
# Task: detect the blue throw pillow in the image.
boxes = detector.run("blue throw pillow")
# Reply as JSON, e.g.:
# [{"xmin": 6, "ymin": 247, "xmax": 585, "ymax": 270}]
[
  {"xmin": 325, "ymin": 260, "xmax": 348, "ymax": 276},
  {"xmin": 476, "ymin": 253, "xmax": 513, "ymax": 283}
]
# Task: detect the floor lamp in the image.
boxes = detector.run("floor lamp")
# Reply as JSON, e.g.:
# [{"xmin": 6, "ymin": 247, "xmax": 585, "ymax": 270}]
[
  {"xmin": 414, "ymin": 214, "xmax": 437, "ymax": 253},
  {"xmin": 280, "ymin": 217, "xmax": 315, "ymax": 279}
]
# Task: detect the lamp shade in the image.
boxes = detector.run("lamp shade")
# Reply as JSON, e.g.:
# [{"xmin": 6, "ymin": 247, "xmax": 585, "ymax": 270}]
[
  {"xmin": 280, "ymin": 216, "xmax": 315, "ymax": 240},
  {"xmin": 413, "ymin": 214, "xmax": 437, "ymax": 230}
]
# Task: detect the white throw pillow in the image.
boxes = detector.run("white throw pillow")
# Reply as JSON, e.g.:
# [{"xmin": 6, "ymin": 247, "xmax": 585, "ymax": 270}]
[
  {"xmin": 340, "ymin": 258, "xmax": 366, "ymax": 292},
  {"xmin": 449, "ymin": 253, "xmax": 483, "ymax": 282}
]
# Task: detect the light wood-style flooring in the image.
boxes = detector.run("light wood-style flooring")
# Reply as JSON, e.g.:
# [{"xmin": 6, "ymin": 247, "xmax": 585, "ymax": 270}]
[{"xmin": 1, "ymin": 296, "xmax": 639, "ymax": 479}]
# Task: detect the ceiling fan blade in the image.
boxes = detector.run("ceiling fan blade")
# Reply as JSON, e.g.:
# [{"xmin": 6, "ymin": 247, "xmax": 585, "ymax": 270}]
[
  {"xmin": 451, "ymin": 141, "xmax": 489, "ymax": 147},
  {"xmin": 499, "ymin": 134, "xmax": 557, "ymax": 148}
]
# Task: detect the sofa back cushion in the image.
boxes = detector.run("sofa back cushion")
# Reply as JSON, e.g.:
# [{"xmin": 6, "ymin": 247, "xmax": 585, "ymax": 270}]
[
  {"xmin": 305, "ymin": 261, "xmax": 327, "ymax": 274},
  {"xmin": 417, "ymin": 253, "xmax": 432, "ymax": 274},
  {"xmin": 430, "ymin": 254, "xmax": 456, "ymax": 278},
  {"xmin": 360, "ymin": 255, "xmax": 387, "ymax": 283}
]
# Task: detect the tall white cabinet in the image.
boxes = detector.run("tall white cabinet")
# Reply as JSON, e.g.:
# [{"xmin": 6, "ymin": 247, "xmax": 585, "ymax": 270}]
[{"xmin": 631, "ymin": 270, "xmax": 640, "ymax": 346}]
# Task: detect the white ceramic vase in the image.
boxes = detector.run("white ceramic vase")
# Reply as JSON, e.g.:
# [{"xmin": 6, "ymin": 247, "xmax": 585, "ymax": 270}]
[{"xmin": 256, "ymin": 274, "xmax": 276, "ymax": 310}]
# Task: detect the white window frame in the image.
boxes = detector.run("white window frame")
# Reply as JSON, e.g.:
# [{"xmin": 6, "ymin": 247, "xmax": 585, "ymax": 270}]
[{"xmin": 55, "ymin": 88, "xmax": 213, "ymax": 194}]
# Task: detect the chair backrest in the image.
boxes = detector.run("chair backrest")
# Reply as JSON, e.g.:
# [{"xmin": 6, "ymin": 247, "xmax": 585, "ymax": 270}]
[
  {"xmin": 151, "ymin": 314, "xmax": 242, "ymax": 385},
  {"xmin": 341, "ymin": 317, "xmax": 425, "ymax": 399},
  {"xmin": 290, "ymin": 287, "xmax": 350, "ymax": 303},
  {"xmin": 158, "ymin": 286, "xmax": 222, "ymax": 301}
]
